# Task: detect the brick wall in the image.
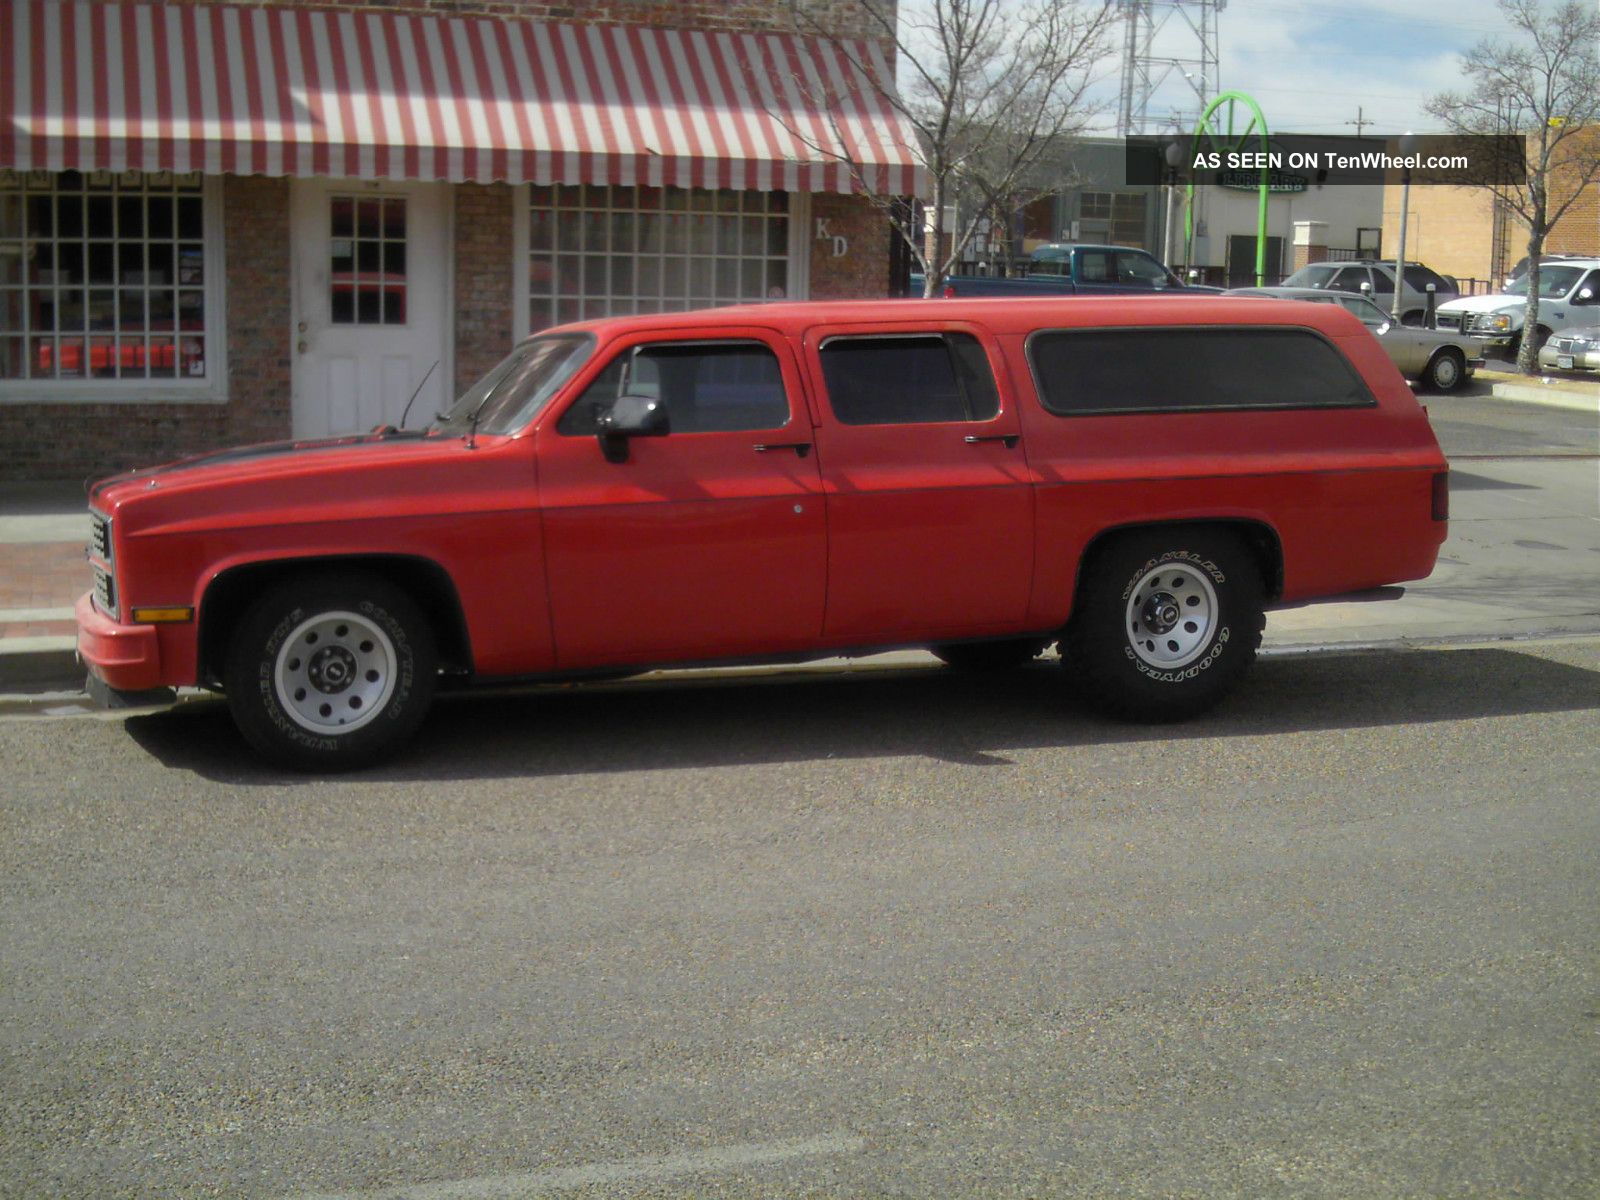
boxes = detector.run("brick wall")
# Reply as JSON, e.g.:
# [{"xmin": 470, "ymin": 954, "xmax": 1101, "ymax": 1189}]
[
  {"xmin": 808, "ymin": 194, "xmax": 894, "ymax": 299},
  {"xmin": 0, "ymin": 176, "xmax": 291, "ymax": 483},
  {"xmin": 153, "ymin": 0, "xmax": 890, "ymax": 40},
  {"xmin": 1383, "ymin": 127, "xmax": 1599, "ymax": 286},
  {"xmin": 453, "ymin": 184, "xmax": 516, "ymax": 397}
]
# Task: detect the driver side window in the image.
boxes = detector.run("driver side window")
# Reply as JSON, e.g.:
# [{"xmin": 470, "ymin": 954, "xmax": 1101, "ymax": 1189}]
[{"xmin": 558, "ymin": 340, "xmax": 790, "ymax": 436}]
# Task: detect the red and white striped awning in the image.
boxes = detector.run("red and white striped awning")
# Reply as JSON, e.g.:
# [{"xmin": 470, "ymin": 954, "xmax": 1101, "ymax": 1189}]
[{"xmin": 1, "ymin": 0, "xmax": 924, "ymax": 194}]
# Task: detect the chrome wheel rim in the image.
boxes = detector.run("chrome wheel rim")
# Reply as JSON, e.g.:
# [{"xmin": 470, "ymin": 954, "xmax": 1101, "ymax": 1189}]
[
  {"xmin": 274, "ymin": 610, "xmax": 397, "ymax": 735},
  {"xmin": 1124, "ymin": 562, "xmax": 1219, "ymax": 670}
]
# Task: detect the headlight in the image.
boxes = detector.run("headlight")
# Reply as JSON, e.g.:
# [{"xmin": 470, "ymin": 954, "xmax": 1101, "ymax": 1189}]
[{"xmin": 1489, "ymin": 314, "xmax": 1512, "ymax": 331}]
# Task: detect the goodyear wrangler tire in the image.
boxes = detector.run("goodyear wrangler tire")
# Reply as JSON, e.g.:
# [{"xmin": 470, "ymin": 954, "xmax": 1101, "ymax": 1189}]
[
  {"xmin": 1064, "ymin": 529, "xmax": 1264, "ymax": 722},
  {"xmin": 223, "ymin": 572, "xmax": 437, "ymax": 770}
]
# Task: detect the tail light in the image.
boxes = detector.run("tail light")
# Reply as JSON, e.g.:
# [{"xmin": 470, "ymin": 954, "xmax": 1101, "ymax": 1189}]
[{"xmin": 1432, "ymin": 470, "xmax": 1449, "ymax": 521}]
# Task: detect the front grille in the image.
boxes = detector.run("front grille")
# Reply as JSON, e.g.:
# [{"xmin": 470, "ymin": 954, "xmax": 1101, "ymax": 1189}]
[
  {"xmin": 89, "ymin": 510, "xmax": 112, "ymax": 564},
  {"xmin": 93, "ymin": 566, "xmax": 117, "ymax": 617}
]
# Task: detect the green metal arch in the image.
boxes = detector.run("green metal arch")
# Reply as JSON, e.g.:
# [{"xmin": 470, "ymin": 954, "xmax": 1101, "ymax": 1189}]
[{"xmin": 1184, "ymin": 91, "xmax": 1272, "ymax": 286}]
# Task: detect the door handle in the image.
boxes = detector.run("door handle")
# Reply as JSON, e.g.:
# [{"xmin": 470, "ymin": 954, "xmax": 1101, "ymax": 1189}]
[
  {"xmin": 754, "ymin": 441, "xmax": 812, "ymax": 457},
  {"xmin": 964, "ymin": 434, "xmax": 1020, "ymax": 449}
]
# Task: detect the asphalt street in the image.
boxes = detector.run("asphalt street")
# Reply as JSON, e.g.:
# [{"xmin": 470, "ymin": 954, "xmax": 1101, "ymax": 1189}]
[{"xmin": 3, "ymin": 638, "xmax": 1600, "ymax": 1198}]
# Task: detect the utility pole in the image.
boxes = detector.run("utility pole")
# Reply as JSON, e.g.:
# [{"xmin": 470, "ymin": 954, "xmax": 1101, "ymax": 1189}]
[{"xmin": 1344, "ymin": 106, "xmax": 1374, "ymax": 138}]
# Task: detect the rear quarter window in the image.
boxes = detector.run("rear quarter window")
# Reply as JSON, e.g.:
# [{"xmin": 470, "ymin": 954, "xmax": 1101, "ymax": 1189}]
[{"xmin": 1027, "ymin": 327, "xmax": 1377, "ymax": 416}]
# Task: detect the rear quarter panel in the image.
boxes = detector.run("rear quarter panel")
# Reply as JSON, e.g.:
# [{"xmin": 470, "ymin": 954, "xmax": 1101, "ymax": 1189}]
[{"xmin": 1006, "ymin": 308, "xmax": 1447, "ymax": 625}]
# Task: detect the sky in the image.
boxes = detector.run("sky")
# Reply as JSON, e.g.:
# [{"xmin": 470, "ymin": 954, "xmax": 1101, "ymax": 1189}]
[{"xmin": 1083, "ymin": 0, "xmax": 1525, "ymax": 138}]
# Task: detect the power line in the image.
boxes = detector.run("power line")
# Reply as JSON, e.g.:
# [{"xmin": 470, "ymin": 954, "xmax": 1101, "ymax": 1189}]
[{"xmin": 1223, "ymin": 0, "xmax": 1507, "ymax": 35}]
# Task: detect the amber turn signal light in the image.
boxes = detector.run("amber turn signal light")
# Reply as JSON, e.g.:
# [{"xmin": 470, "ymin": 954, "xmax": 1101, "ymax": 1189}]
[{"xmin": 130, "ymin": 607, "xmax": 195, "ymax": 624}]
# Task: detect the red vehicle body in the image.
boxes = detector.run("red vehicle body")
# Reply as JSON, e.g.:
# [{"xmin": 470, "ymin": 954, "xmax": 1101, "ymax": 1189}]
[{"xmin": 79, "ymin": 296, "xmax": 1448, "ymax": 768}]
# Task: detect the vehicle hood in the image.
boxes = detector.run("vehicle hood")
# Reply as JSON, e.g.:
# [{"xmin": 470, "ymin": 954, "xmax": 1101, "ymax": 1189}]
[
  {"xmin": 90, "ymin": 429, "xmax": 452, "ymax": 498},
  {"xmin": 86, "ymin": 428, "xmax": 526, "ymax": 540},
  {"xmin": 1436, "ymin": 293, "xmax": 1522, "ymax": 314}
]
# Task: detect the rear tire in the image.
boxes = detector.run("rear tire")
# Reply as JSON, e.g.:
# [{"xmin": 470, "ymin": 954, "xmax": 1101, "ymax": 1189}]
[
  {"xmin": 223, "ymin": 572, "xmax": 437, "ymax": 770},
  {"xmin": 1064, "ymin": 529, "xmax": 1264, "ymax": 721},
  {"xmin": 931, "ymin": 637, "xmax": 1048, "ymax": 671}
]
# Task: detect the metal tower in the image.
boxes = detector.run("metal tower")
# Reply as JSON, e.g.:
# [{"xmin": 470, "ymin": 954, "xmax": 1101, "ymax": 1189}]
[{"xmin": 1116, "ymin": 0, "xmax": 1226, "ymax": 136}]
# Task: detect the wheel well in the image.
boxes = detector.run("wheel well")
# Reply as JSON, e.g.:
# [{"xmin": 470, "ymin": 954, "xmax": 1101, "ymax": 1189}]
[
  {"xmin": 1074, "ymin": 520, "xmax": 1283, "ymax": 612},
  {"xmin": 197, "ymin": 556, "xmax": 472, "ymax": 686}
]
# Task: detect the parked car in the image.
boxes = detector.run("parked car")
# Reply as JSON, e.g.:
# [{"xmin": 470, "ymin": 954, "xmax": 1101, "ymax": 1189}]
[
  {"xmin": 79, "ymin": 296, "xmax": 1448, "ymax": 770},
  {"xmin": 910, "ymin": 243, "xmax": 1220, "ymax": 298},
  {"xmin": 1538, "ymin": 330, "xmax": 1600, "ymax": 374},
  {"xmin": 1279, "ymin": 260, "xmax": 1460, "ymax": 325},
  {"xmin": 1227, "ymin": 286, "xmax": 1483, "ymax": 392},
  {"xmin": 1434, "ymin": 259, "xmax": 1600, "ymax": 358},
  {"xmin": 1505, "ymin": 253, "xmax": 1587, "ymax": 287}
]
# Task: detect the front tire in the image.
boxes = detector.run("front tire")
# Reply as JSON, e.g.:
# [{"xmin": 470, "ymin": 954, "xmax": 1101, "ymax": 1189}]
[
  {"xmin": 1064, "ymin": 529, "xmax": 1264, "ymax": 721},
  {"xmin": 223, "ymin": 572, "xmax": 437, "ymax": 770},
  {"xmin": 1424, "ymin": 348, "xmax": 1465, "ymax": 392}
]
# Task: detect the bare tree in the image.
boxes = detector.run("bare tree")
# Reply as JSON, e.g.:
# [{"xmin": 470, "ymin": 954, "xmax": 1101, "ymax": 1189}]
[
  {"xmin": 787, "ymin": 0, "xmax": 1117, "ymax": 296},
  {"xmin": 1424, "ymin": 0, "xmax": 1600, "ymax": 372}
]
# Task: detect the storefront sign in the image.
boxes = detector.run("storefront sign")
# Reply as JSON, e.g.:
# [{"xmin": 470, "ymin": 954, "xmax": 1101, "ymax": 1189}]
[{"xmin": 815, "ymin": 218, "xmax": 849, "ymax": 257}]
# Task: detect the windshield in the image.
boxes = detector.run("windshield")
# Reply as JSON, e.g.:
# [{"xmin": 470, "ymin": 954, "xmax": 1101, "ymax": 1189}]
[
  {"xmin": 1504, "ymin": 265, "xmax": 1585, "ymax": 299},
  {"xmin": 432, "ymin": 334, "xmax": 593, "ymax": 436}
]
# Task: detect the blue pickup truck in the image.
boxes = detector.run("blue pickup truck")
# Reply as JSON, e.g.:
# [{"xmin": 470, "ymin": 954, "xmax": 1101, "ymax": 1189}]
[{"xmin": 910, "ymin": 243, "xmax": 1220, "ymax": 298}]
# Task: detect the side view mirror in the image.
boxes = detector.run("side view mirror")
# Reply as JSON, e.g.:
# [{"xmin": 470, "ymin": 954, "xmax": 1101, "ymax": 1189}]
[
  {"xmin": 596, "ymin": 394, "xmax": 669, "ymax": 463},
  {"xmin": 1577, "ymin": 287, "xmax": 1595, "ymax": 304}
]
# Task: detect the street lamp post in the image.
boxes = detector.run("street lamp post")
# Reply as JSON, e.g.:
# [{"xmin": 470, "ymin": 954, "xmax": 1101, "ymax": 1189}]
[
  {"xmin": 1163, "ymin": 140, "xmax": 1185, "ymax": 269},
  {"xmin": 1392, "ymin": 132, "xmax": 1418, "ymax": 324}
]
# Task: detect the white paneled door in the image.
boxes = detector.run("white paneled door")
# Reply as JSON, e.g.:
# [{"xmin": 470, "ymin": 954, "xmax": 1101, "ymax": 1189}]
[{"xmin": 291, "ymin": 181, "xmax": 448, "ymax": 438}]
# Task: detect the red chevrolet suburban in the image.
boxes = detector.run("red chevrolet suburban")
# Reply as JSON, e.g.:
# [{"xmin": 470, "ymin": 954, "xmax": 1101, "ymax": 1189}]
[{"xmin": 79, "ymin": 297, "xmax": 1449, "ymax": 769}]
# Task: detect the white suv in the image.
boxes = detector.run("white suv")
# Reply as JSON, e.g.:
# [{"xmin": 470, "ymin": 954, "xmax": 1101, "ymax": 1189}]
[{"xmin": 1434, "ymin": 260, "xmax": 1600, "ymax": 357}]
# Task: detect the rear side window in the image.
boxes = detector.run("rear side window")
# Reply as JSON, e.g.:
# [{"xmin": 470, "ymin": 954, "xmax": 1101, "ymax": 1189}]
[
  {"xmin": 1028, "ymin": 328, "xmax": 1377, "ymax": 416},
  {"xmin": 558, "ymin": 340, "xmax": 789, "ymax": 435},
  {"xmin": 1403, "ymin": 265, "xmax": 1447, "ymax": 291},
  {"xmin": 819, "ymin": 333, "xmax": 1000, "ymax": 425}
]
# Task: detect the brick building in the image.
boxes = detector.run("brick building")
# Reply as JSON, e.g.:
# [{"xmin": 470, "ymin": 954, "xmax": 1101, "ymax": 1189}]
[
  {"xmin": 1380, "ymin": 127, "xmax": 1599, "ymax": 291},
  {"xmin": 0, "ymin": 0, "xmax": 920, "ymax": 480}
]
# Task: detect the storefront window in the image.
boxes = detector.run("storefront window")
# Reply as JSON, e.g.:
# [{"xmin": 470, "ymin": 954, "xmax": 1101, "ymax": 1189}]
[
  {"xmin": 527, "ymin": 185, "xmax": 789, "ymax": 332},
  {"xmin": 1078, "ymin": 191, "xmax": 1148, "ymax": 250},
  {"xmin": 0, "ymin": 170, "xmax": 214, "ymax": 386}
]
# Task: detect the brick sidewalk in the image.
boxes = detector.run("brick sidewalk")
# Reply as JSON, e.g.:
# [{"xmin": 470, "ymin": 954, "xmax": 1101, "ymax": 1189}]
[{"xmin": 0, "ymin": 542, "xmax": 88, "ymax": 640}]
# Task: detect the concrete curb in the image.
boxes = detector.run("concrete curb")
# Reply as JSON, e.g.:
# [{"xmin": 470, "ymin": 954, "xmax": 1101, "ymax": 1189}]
[
  {"xmin": 1477, "ymin": 370, "xmax": 1596, "ymax": 413},
  {"xmin": 0, "ymin": 637, "xmax": 80, "ymax": 692}
]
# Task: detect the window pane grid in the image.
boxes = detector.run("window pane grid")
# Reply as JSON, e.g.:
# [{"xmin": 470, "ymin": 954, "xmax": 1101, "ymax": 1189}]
[
  {"xmin": 0, "ymin": 169, "xmax": 207, "ymax": 382},
  {"xmin": 528, "ymin": 186, "xmax": 789, "ymax": 334},
  {"xmin": 330, "ymin": 195, "xmax": 407, "ymax": 326}
]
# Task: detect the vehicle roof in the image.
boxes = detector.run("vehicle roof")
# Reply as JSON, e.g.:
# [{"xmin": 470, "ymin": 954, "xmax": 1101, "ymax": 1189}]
[
  {"xmin": 1030, "ymin": 242, "xmax": 1143, "ymax": 254},
  {"xmin": 1228, "ymin": 284, "xmax": 1344, "ymax": 297},
  {"xmin": 1227, "ymin": 286, "xmax": 1374, "ymax": 302},
  {"xmin": 1294, "ymin": 259, "xmax": 1454, "ymax": 272},
  {"xmin": 534, "ymin": 295, "xmax": 1368, "ymax": 342}
]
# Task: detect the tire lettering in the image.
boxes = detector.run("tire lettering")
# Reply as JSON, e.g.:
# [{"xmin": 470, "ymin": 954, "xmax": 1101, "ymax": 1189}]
[{"xmin": 1125, "ymin": 626, "xmax": 1232, "ymax": 683}]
